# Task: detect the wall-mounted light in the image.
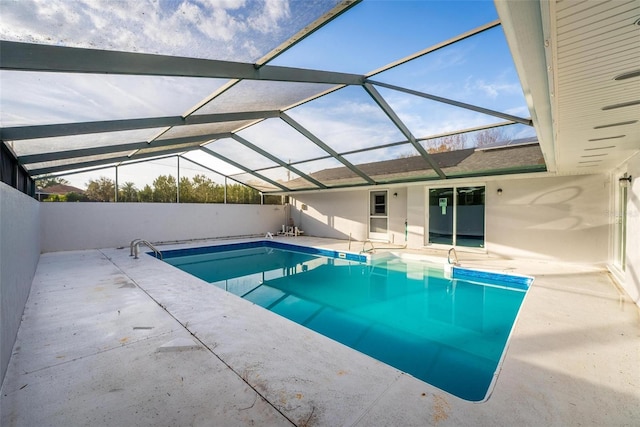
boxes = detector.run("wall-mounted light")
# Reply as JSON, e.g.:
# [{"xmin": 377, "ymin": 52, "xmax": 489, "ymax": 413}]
[
  {"xmin": 393, "ymin": 192, "xmax": 398, "ymax": 198},
  {"xmin": 497, "ymin": 188, "xmax": 503, "ymax": 196},
  {"xmin": 619, "ymin": 175, "xmax": 632, "ymax": 187}
]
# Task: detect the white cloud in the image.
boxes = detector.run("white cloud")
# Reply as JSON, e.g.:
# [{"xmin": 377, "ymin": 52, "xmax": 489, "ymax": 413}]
[
  {"xmin": 288, "ymin": 104, "xmax": 403, "ymax": 153},
  {"xmin": 0, "ymin": 70, "xmax": 227, "ymax": 127},
  {"xmin": 0, "ymin": 0, "xmax": 312, "ymax": 61},
  {"xmin": 469, "ymin": 79, "xmax": 521, "ymax": 100},
  {"xmin": 505, "ymin": 105, "xmax": 530, "ymax": 117},
  {"xmin": 249, "ymin": 0, "xmax": 290, "ymax": 34}
]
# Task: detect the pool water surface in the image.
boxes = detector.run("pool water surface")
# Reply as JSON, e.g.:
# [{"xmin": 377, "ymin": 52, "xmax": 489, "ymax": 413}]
[{"xmin": 162, "ymin": 242, "xmax": 529, "ymax": 401}]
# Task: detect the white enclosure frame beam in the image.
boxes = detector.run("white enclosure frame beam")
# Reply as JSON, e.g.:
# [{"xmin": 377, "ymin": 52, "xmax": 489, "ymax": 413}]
[
  {"xmin": 28, "ymin": 145, "xmax": 194, "ymax": 176},
  {"xmin": 0, "ymin": 41, "xmax": 365, "ymax": 85},
  {"xmin": 365, "ymin": 20, "xmax": 502, "ymax": 78},
  {"xmin": 231, "ymin": 134, "xmax": 326, "ymax": 189},
  {"xmin": 1, "ymin": 112, "xmax": 278, "ymax": 141},
  {"xmin": 255, "ymin": 0, "xmax": 361, "ymax": 67},
  {"xmin": 178, "ymin": 155, "xmax": 255, "ymax": 191},
  {"xmin": 363, "ymin": 83, "xmax": 446, "ymax": 179},
  {"xmin": 368, "ymin": 80, "xmax": 533, "ymax": 126},
  {"xmin": 18, "ymin": 132, "xmax": 231, "ymax": 164},
  {"xmin": 279, "ymin": 112, "xmax": 376, "ymax": 185},
  {"xmin": 200, "ymin": 146, "xmax": 290, "ymax": 192}
]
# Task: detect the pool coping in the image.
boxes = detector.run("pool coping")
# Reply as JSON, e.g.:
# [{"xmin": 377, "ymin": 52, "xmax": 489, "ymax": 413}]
[
  {"xmin": 156, "ymin": 238, "xmax": 533, "ymax": 402},
  {"xmin": 5, "ymin": 237, "xmax": 638, "ymax": 426},
  {"xmin": 159, "ymin": 239, "xmax": 368, "ymax": 263}
]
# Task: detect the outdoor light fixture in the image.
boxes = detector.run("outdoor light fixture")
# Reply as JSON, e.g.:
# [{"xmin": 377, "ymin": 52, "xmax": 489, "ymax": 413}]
[
  {"xmin": 497, "ymin": 188, "xmax": 503, "ymax": 195},
  {"xmin": 393, "ymin": 192, "xmax": 398, "ymax": 198},
  {"xmin": 619, "ymin": 175, "xmax": 632, "ymax": 187}
]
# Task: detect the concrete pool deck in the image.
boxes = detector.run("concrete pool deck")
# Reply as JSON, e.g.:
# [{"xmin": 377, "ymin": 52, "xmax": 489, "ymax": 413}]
[{"xmin": 1, "ymin": 237, "xmax": 638, "ymax": 426}]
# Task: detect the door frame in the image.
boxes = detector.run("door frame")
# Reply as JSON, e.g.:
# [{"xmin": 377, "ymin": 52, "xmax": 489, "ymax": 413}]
[
  {"xmin": 425, "ymin": 183, "xmax": 487, "ymax": 252},
  {"xmin": 368, "ymin": 189, "xmax": 389, "ymax": 241},
  {"xmin": 612, "ymin": 174, "xmax": 629, "ymax": 273}
]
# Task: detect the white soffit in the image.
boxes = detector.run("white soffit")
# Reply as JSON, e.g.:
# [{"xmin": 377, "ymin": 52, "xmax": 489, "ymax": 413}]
[
  {"xmin": 497, "ymin": 0, "xmax": 640, "ymax": 176},
  {"xmin": 551, "ymin": 0, "xmax": 640, "ymax": 174}
]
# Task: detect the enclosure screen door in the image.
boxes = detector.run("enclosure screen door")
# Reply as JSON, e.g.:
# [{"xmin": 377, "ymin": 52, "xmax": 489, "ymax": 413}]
[
  {"xmin": 369, "ymin": 190, "xmax": 388, "ymax": 240},
  {"xmin": 429, "ymin": 186, "xmax": 485, "ymax": 248}
]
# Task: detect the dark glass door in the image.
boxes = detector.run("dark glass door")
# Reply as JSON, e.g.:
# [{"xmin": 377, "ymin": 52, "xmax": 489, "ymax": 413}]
[
  {"xmin": 456, "ymin": 186, "xmax": 485, "ymax": 248},
  {"xmin": 428, "ymin": 188, "xmax": 454, "ymax": 245}
]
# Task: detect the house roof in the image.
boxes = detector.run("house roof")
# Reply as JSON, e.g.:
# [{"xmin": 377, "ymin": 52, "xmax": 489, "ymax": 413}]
[
  {"xmin": 36, "ymin": 184, "xmax": 85, "ymax": 195},
  {"xmin": 280, "ymin": 142, "xmax": 545, "ymax": 189}
]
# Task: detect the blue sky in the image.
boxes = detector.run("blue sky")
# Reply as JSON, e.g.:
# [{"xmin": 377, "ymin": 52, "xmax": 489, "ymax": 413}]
[
  {"xmin": 271, "ymin": 0, "xmax": 499, "ymax": 74},
  {"xmin": 0, "ymin": 0, "xmax": 534, "ymax": 190}
]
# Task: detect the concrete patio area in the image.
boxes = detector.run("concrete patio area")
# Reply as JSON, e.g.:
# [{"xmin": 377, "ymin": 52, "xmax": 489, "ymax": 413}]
[{"xmin": 1, "ymin": 237, "xmax": 638, "ymax": 426}]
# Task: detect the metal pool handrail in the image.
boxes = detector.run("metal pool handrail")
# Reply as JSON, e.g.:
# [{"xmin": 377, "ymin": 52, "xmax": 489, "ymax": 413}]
[
  {"xmin": 361, "ymin": 239, "xmax": 375, "ymax": 254},
  {"xmin": 130, "ymin": 239, "xmax": 163, "ymax": 260},
  {"xmin": 448, "ymin": 247, "xmax": 460, "ymax": 265}
]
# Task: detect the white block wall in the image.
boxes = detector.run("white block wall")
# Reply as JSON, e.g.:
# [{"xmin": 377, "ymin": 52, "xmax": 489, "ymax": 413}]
[
  {"xmin": 289, "ymin": 191, "xmax": 368, "ymax": 241},
  {"xmin": 40, "ymin": 202, "xmax": 286, "ymax": 252},
  {"xmin": 292, "ymin": 174, "xmax": 610, "ymax": 265},
  {"xmin": 616, "ymin": 152, "xmax": 639, "ymax": 306},
  {"xmin": 1, "ymin": 183, "xmax": 40, "ymax": 385},
  {"xmin": 485, "ymin": 174, "xmax": 609, "ymax": 263}
]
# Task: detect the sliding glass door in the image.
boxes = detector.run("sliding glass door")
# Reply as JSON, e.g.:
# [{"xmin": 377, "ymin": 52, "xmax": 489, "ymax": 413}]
[
  {"xmin": 428, "ymin": 186, "xmax": 485, "ymax": 248},
  {"xmin": 428, "ymin": 188, "xmax": 454, "ymax": 245},
  {"xmin": 456, "ymin": 186, "xmax": 485, "ymax": 248}
]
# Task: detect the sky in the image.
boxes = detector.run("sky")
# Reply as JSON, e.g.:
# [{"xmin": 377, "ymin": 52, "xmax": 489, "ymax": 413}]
[{"xmin": 0, "ymin": 0, "xmax": 535, "ymax": 191}]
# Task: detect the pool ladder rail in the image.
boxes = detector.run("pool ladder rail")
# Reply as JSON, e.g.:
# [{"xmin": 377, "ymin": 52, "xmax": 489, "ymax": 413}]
[
  {"xmin": 448, "ymin": 247, "xmax": 460, "ymax": 266},
  {"xmin": 361, "ymin": 239, "xmax": 376, "ymax": 254},
  {"xmin": 130, "ymin": 239, "xmax": 163, "ymax": 260}
]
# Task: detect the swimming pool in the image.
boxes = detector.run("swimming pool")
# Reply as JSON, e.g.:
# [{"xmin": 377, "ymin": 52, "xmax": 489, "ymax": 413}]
[{"xmin": 161, "ymin": 241, "xmax": 531, "ymax": 401}]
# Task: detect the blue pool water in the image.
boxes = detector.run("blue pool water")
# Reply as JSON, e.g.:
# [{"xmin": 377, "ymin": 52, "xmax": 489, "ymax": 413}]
[{"xmin": 162, "ymin": 241, "xmax": 530, "ymax": 401}]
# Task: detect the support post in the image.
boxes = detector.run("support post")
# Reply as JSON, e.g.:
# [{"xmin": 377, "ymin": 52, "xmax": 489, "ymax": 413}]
[
  {"xmin": 176, "ymin": 156, "xmax": 180, "ymax": 203},
  {"xmin": 115, "ymin": 165, "xmax": 119, "ymax": 202}
]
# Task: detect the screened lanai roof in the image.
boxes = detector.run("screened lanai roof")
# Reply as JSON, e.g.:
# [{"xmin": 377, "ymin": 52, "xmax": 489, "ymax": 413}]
[{"xmin": 0, "ymin": 0, "xmax": 543, "ymax": 194}]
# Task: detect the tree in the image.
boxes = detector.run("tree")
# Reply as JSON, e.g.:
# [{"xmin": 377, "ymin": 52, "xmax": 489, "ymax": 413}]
[
  {"xmin": 264, "ymin": 195, "xmax": 283, "ymax": 205},
  {"xmin": 36, "ymin": 177, "xmax": 69, "ymax": 188},
  {"xmin": 152, "ymin": 175, "xmax": 177, "ymax": 203},
  {"xmin": 42, "ymin": 194, "xmax": 66, "ymax": 202},
  {"xmin": 178, "ymin": 177, "xmax": 195, "ymax": 202},
  {"xmin": 227, "ymin": 183, "xmax": 260, "ymax": 204},
  {"xmin": 118, "ymin": 182, "xmax": 138, "ymax": 202},
  {"xmin": 424, "ymin": 133, "xmax": 467, "ymax": 153},
  {"xmin": 192, "ymin": 174, "xmax": 223, "ymax": 203},
  {"xmin": 138, "ymin": 184, "xmax": 154, "ymax": 202},
  {"xmin": 85, "ymin": 177, "xmax": 115, "ymax": 202},
  {"xmin": 473, "ymin": 128, "xmax": 510, "ymax": 148},
  {"xmin": 66, "ymin": 192, "xmax": 88, "ymax": 202}
]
